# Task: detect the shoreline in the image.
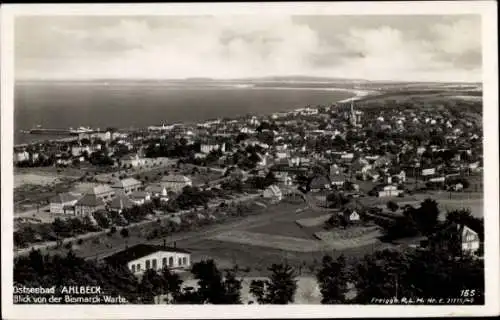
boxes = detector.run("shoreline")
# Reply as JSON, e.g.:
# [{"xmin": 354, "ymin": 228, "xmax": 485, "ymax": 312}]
[{"xmin": 14, "ymin": 87, "xmax": 379, "ymax": 147}]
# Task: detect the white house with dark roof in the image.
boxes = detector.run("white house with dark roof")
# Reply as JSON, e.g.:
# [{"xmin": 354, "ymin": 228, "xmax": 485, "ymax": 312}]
[
  {"xmin": 160, "ymin": 175, "xmax": 192, "ymax": 193},
  {"xmin": 74, "ymin": 193, "xmax": 106, "ymax": 216},
  {"xmin": 108, "ymin": 192, "xmax": 136, "ymax": 213},
  {"xmin": 104, "ymin": 243, "xmax": 191, "ymax": 276},
  {"xmin": 111, "ymin": 178, "xmax": 142, "ymax": 195},
  {"xmin": 49, "ymin": 192, "xmax": 81, "ymax": 214},
  {"xmin": 129, "ymin": 191, "xmax": 151, "ymax": 205},
  {"xmin": 121, "ymin": 154, "xmax": 146, "ymax": 168},
  {"xmin": 89, "ymin": 184, "xmax": 115, "ymax": 202},
  {"xmin": 145, "ymin": 183, "xmax": 169, "ymax": 202}
]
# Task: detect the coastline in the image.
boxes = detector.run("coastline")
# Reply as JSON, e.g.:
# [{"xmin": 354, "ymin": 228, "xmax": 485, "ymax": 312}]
[
  {"xmin": 14, "ymin": 86, "xmax": 378, "ymax": 147},
  {"xmin": 336, "ymin": 89, "xmax": 379, "ymax": 103}
]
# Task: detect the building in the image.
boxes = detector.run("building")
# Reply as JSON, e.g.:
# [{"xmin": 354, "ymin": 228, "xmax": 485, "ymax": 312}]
[
  {"xmin": 108, "ymin": 193, "xmax": 136, "ymax": 213},
  {"xmin": 121, "ymin": 154, "xmax": 146, "ymax": 168},
  {"xmin": 13, "ymin": 150, "xmax": 30, "ymax": 163},
  {"xmin": 129, "ymin": 191, "xmax": 151, "ymax": 205},
  {"xmin": 342, "ymin": 208, "xmax": 361, "ymax": 222},
  {"xmin": 74, "ymin": 193, "xmax": 106, "ymax": 216},
  {"xmin": 263, "ymin": 185, "xmax": 283, "ymax": 202},
  {"xmin": 377, "ymin": 185, "xmax": 403, "ymax": 197},
  {"xmin": 104, "ymin": 243, "xmax": 191, "ymax": 276},
  {"xmin": 429, "ymin": 223, "xmax": 481, "ymax": 256},
  {"xmin": 88, "ymin": 184, "xmax": 115, "ymax": 202},
  {"xmin": 49, "ymin": 193, "xmax": 81, "ymax": 214},
  {"xmin": 309, "ymin": 175, "xmax": 331, "ymax": 192},
  {"xmin": 160, "ymin": 175, "xmax": 192, "ymax": 193},
  {"xmin": 145, "ymin": 184, "xmax": 169, "ymax": 202},
  {"xmin": 460, "ymin": 225, "xmax": 481, "ymax": 255},
  {"xmin": 111, "ymin": 178, "xmax": 142, "ymax": 195},
  {"xmin": 200, "ymin": 142, "xmax": 226, "ymax": 154}
]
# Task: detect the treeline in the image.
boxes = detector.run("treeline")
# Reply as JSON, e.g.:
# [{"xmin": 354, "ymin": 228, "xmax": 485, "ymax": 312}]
[{"xmin": 14, "ymin": 244, "xmax": 484, "ymax": 305}]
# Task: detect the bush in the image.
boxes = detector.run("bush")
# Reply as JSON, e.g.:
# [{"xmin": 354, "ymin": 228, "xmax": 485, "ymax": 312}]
[
  {"xmin": 77, "ymin": 239, "xmax": 84, "ymax": 245},
  {"xmin": 109, "ymin": 226, "xmax": 117, "ymax": 234},
  {"xmin": 120, "ymin": 228, "xmax": 129, "ymax": 238}
]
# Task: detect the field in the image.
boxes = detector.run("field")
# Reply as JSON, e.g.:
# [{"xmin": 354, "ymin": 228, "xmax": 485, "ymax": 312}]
[
  {"xmin": 40, "ymin": 199, "xmax": 392, "ymax": 276},
  {"xmin": 14, "ymin": 173, "xmax": 60, "ymax": 189}
]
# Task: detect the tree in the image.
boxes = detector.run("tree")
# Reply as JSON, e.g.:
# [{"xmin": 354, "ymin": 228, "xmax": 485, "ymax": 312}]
[
  {"xmin": 249, "ymin": 263, "xmax": 297, "ymax": 304},
  {"xmin": 414, "ymin": 199, "xmax": 440, "ymax": 235},
  {"xmin": 161, "ymin": 267, "xmax": 183, "ymax": 304},
  {"xmin": 138, "ymin": 269, "xmax": 163, "ymax": 304},
  {"xmin": 316, "ymin": 255, "xmax": 349, "ymax": 304},
  {"xmin": 186, "ymin": 260, "xmax": 242, "ymax": 304},
  {"xmin": 120, "ymin": 228, "xmax": 129, "ymax": 238},
  {"xmin": 354, "ymin": 249, "xmax": 410, "ymax": 303},
  {"xmin": 386, "ymin": 201, "xmax": 399, "ymax": 212}
]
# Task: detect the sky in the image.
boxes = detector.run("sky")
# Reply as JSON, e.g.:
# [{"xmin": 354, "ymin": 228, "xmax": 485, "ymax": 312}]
[{"xmin": 15, "ymin": 15, "xmax": 482, "ymax": 82}]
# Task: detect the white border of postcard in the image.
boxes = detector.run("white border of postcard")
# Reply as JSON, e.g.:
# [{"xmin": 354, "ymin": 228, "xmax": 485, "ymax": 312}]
[{"xmin": 2, "ymin": 1, "xmax": 499, "ymax": 319}]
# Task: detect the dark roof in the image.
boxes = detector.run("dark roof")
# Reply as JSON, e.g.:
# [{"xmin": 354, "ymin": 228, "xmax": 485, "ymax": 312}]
[
  {"xmin": 104, "ymin": 244, "xmax": 190, "ymax": 266},
  {"xmin": 50, "ymin": 192, "xmax": 80, "ymax": 204},
  {"xmin": 75, "ymin": 193, "xmax": 105, "ymax": 207},
  {"xmin": 108, "ymin": 193, "xmax": 135, "ymax": 210},
  {"xmin": 309, "ymin": 175, "xmax": 330, "ymax": 188}
]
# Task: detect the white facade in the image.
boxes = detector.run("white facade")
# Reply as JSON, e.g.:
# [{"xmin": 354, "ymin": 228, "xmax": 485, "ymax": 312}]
[
  {"xmin": 50, "ymin": 199, "xmax": 79, "ymax": 214},
  {"xmin": 128, "ymin": 251, "xmax": 191, "ymax": 275},
  {"xmin": 263, "ymin": 185, "xmax": 283, "ymax": 201},
  {"xmin": 461, "ymin": 225, "xmax": 480, "ymax": 254}
]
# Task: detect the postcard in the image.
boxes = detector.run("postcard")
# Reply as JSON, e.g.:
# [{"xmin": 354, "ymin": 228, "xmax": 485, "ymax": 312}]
[{"xmin": 1, "ymin": 1, "xmax": 498, "ymax": 319}]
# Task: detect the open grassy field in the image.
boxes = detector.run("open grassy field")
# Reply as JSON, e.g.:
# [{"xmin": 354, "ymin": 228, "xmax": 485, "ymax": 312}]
[
  {"xmin": 43, "ymin": 200, "xmax": 393, "ymax": 276},
  {"xmin": 14, "ymin": 173, "xmax": 60, "ymax": 188},
  {"xmin": 211, "ymin": 230, "xmax": 329, "ymax": 252}
]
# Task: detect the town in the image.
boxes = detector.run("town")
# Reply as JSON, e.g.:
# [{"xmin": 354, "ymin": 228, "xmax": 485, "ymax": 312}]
[{"xmin": 13, "ymin": 84, "xmax": 484, "ymax": 304}]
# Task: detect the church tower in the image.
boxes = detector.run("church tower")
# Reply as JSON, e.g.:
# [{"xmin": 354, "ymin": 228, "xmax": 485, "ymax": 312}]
[{"xmin": 349, "ymin": 100, "xmax": 357, "ymax": 127}]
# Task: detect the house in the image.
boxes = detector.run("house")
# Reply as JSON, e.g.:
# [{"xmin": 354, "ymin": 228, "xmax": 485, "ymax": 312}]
[
  {"xmin": 342, "ymin": 208, "xmax": 361, "ymax": 222},
  {"xmin": 460, "ymin": 225, "xmax": 481, "ymax": 255},
  {"xmin": 104, "ymin": 243, "xmax": 191, "ymax": 276},
  {"xmin": 201, "ymin": 142, "xmax": 226, "ymax": 154},
  {"xmin": 129, "ymin": 191, "xmax": 151, "ymax": 205},
  {"xmin": 309, "ymin": 175, "xmax": 331, "ymax": 192},
  {"xmin": 449, "ymin": 182, "xmax": 464, "ymax": 192},
  {"xmin": 160, "ymin": 175, "xmax": 192, "ymax": 193},
  {"xmin": 330, "ymin": 173, "xmax": 348, "ymax": 187},
  {"xmin": 74, "ymin": 193, "xmax": 106, "ymax": 216},
  {"xmin": 263, "ymin": 185, "xmax": 283, "ymax": 202},
  {"xmin": 145, "ymin": 184, "xmax": 169, "ymax": 202},
  {"xmin": 121, "ymin": 154, "xmax": 146, "ymax": 168},
  {"xmin": 108, "ymin": 193, "xmax": 136, "ymax": 213},
  {"xmin": 14, "ymin": 150, "xmax": 30, "ymax": 163},
  {"xmin": 377, "ymin": 185, "xmax": 403, "ymax": 197},
  {"xmin": 88, "ymin": 184, "xmax": 115, "ymax": 202},
  {"xmin": 111, "ymin": 178, "xmax": 142, "ymax": 195},
  {"xmin": 429, "ymin": 223, "xmax": 481, "ymax": 256},
  {"xmin": 49, "ymin": 192, "xmax": 81, "ymax": 214}
]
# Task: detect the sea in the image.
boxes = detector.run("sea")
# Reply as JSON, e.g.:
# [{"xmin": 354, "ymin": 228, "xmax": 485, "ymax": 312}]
[{"xmin": 14, "ymin": 81, "xmax": 354, "ymax": 145}]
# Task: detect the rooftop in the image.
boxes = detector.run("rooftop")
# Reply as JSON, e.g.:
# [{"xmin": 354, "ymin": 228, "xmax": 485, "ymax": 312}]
[
  {"xmin": 112, "ymin": 178, "xmax": 142, "ymax": 189},
  {"xmin": 104, "ymin": 244, "xmax": 190, "ymax": 266},
  {"xmin": 75, "ymin": 193, "xmax": 106, "ymax": 207},
  {"xmin": 50, "ymin": 192, "xmax": 80, "ymax": 204},
  {"xmin": 161, "ymin": 175, "xmax": 191, "ymax": 183}
]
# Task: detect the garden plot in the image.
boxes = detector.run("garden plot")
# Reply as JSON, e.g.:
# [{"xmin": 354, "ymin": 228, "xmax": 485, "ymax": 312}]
[
  {"xmin": 295, "ymin": 214, "xmax": 332, "ymax": 228},
  {"xmin": 211, "ymin": 230, "xmax": 330, "ymax": 252}
]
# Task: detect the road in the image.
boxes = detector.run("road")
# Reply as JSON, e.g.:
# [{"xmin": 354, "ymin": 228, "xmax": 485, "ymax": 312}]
[{"xmin": 14, "ymin": 191, "xmax": 263, "ymax": 258}]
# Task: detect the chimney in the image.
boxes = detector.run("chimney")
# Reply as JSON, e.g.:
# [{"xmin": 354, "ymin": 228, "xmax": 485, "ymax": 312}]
[
  {"xmin": 163, "ymin": 239, "xmax": 166, "ymax": 248},
  {"xmin": 173, "ymin": 241, "xmax": 177, "ymax": 248}
]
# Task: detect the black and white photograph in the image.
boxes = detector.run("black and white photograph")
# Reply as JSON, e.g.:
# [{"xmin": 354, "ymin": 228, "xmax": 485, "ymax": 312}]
[{"xmin": 1, "ymin": 2, "xmax": 499, "ymax": 319}]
